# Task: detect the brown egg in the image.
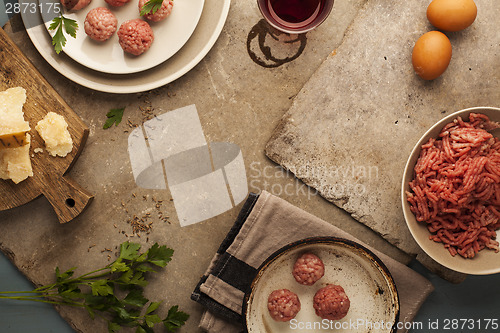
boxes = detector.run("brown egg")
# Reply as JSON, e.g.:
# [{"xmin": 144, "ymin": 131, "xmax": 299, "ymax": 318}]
[
  {"xmin": 412, "ymin": 31, "xmax": 452, "ymax": 80},
  {"xmin": 427, "ymin": 0, "xmax": 477, "ymax": 32}
]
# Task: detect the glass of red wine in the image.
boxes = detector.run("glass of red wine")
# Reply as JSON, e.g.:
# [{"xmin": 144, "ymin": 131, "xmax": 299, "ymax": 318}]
[{"xmin": 257, "ymin": 0, "xmax": 335, "ymax": 34}]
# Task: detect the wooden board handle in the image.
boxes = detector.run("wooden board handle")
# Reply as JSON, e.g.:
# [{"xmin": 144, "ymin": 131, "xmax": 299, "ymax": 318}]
[{"xmin": 41, "ymin": 175, "xmax": 94, "ymax": 224}]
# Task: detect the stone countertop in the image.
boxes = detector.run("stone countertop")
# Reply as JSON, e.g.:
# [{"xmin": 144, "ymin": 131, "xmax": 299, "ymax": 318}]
[{"xmin": 0, "ymin": 1, "xmax": 417, "ymax": 331}]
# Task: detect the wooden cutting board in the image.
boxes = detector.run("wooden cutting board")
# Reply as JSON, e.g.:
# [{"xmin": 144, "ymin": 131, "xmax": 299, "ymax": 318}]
[{"xmin": 0, "ymin": 27, "xmax": 93, "ymax": 223}]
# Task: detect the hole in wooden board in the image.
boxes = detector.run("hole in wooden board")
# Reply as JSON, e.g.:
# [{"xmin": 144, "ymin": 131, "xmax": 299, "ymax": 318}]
[{"xmin": 66, "ymin": 198, "xmax": 76, "ymax": 207}]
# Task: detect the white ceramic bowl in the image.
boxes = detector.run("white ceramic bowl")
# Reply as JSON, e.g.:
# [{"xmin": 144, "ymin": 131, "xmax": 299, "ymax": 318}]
[
  {"xmin": 243, "ymin": 237, "xmax": 400, "ymax": 333},
  {"xmin": 402, "ymin": 106, "xmax": 500, "ymax": 275}
]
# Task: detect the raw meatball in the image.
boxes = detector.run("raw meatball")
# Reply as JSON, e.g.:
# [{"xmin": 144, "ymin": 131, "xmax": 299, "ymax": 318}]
[
  {"xmin": 60, "ymin": 0, "xmax": 91, "ymax": 11},
  {"xmin": 267, "ymin": 289, "xmax": 301, "ymax": 322},
  {"xmin": 292, "ymin": 253, "xmax": 324, "ymax": 285},
  {"xmin": 139, "ymin": 0, "xmax": 173, "ymax": 22},
  {"xmin": 84, "ymin": 7, "xmax": 117, "ymax": 42},
  {"xmin": 313, "ymin": 284, "xmax": 350, "ymax": 320},
  {"xmin": 117, "ymin": 19, "xmax": 154, "ymax": 56},
  {"xmin": 105, "ymin": 0, "xmax": 131, "ymax": 7}
]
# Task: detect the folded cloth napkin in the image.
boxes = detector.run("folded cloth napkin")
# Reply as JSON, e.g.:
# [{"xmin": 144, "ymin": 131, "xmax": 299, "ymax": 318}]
[{"xmin": 191, "ymin": 191, "xmax": 434, "ymax": 332}]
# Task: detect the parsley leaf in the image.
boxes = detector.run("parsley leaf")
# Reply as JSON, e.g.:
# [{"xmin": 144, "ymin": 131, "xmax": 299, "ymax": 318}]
[
  {"xmin": 108, "ymin": 321, "xmax": 121, "ymax": 333},
  {"xmin": 163, "ymin": 305, "xmax": 190, "ymax": 332},
  {"xmin": 146, "ymin": 301, "xmax": 162, "ymax": 314},
  {"xmin": 123, "ymin": 290, "xmax": 148, "ymax": 308},
  {"xmin": 140, "ymin": 0, "xmax": 164, "ymax": 16},
  {"xmin": 55, "ymin": 266, "xmax": 76, "ymax": 282},
  {"xmin": 146, "ymin": 243, "xmax": 174, "ymax": 267},
  {"xmin": 119, "ymin": 241, "xmax": 142, "ymax": 260},
  {"xmin": 49, "ymin": 14, "xmax": 78, "ymax": 54},
  {"xmin": 104, "ymin": 107, "xmax": 125, "ymax": 129},
  {"xmin": 91, "ymin": 280, "xmax": 114, "ymax": 296},
  {"xmin": 63, "ymin": 17, "xmax": 78, "ymax": 38},
  {"xmin": 145, "ymin": 314, "xmax": 162, "ymax": 328}
]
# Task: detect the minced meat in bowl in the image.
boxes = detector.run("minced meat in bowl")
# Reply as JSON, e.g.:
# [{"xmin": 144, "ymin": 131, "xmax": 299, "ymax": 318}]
[{"xmin": 402, "ymin": 107, "xmax": 500, "ymax": 275}]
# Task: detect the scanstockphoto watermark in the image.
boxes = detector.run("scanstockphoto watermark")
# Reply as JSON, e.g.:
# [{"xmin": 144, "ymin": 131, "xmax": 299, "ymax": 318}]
[
  {"xmin": 289, "ymin": 318, "xmax": 421, "ymax": 331},
  {"xmin": 248, "ymin": 162, "xmax": 318, "ymax": 199},
  {"xmin": 289, "ymin": 318, "xmax": 500, "ymax": 331},
  {"xmin": 248, "ymin": 162, "xmax": 379, "ymax": 198}
]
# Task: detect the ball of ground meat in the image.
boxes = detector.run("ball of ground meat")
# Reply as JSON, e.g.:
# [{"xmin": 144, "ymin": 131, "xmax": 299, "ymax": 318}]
[
  {"xmin": 313, "ymin": 284, "xmax": 350, "ymax": 320},
  {"xmin": 60, "ymin": 0, "xmax": 91, "ymax": 11},
  {"xmin": 117, "ymin": 19, "xmax": 154, "ymax": 56},
  {"xmin": 139, "ymin": 0, "xmax": 173, "ymax": 22},
  {"xmin": 267, "ymin": 289, "xmax": 301, "ymax": 322},
  {"xmin": 104, "ymin": 0, "xmax": 131, "ymax": 7},
  {"xmin": 84, "ymin": 8, "xmax": 117, "ymax": 42},
  {"xmin": 292, "ymin": 253, "xmax": 325, "ymax": 286}
]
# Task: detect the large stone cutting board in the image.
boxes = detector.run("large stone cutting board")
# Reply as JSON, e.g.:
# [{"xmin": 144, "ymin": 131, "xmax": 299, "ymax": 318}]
[{"xmin": 266, "ymin": 0, "xmax": 500, "ymax": 272}]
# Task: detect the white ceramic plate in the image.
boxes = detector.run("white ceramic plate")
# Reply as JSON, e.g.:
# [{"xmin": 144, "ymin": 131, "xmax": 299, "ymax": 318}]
[
  {"xmin": 402, "ymin": 107, "xmax": 500, "ymax": 275},
  {"xmin": 40, "ymin": 0, "xmax": 204, "ymax": 74},
  {"xmin": 244, "ymin": 237, "xmax": 400, "ymax": 333},
  {"xmin": 19, "ymin": 0, "xmax": 229, "ymax": 93}
]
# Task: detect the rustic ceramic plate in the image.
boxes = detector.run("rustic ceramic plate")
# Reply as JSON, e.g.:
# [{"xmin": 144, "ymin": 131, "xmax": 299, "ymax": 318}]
[
  {"xmin": 40, "ymin": 0, "xmax": 204, "ymax": 74},
  {"xmin": 243, "ymin": 237, "xmax": 400, "ymax": 333},
  {"xmin": 402, "ymin": 106, "xmax": 500, "ymax": 275}
]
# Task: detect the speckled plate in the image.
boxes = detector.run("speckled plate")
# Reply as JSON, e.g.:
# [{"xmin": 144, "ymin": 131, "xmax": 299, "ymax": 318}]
[
  {"xmin": 243, "ymin": 237, "xmax": 400, "ymax": 333},
  {"xmin": 402, "ymin": 107, "xmax": 500, "ymax": 275},
  {"xmin": 40, "ymin": 0, "xmax": 204, "ymax": 74}
]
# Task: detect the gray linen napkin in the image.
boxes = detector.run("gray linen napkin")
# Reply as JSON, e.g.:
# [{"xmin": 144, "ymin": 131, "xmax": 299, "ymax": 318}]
[{"xmin": 192, "ymin": 191, "xmax": 434, "ymax": 332}]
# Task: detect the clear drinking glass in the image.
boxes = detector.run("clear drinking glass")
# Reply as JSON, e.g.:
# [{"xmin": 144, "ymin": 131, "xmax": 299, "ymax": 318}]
[{"xmin": 257, "ymin": 0, "xmax": 335, "ymax": 34}]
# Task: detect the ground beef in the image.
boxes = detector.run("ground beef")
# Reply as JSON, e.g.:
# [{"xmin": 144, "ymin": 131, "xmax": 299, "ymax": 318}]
[
  {"xmin": 292, "ymin": 252, "xmax": 324, "ymax": 285},
  {"xmin": 139, "ymin": 0, "xmax": 174, "ymax": 22},
  {"xmin": 267, "ymin": 289, "xmax": 301, "ymax": 322},
  {"xmin": 84, "ymin": 7, "xmax": 117, "ymax": 42},
  {"xmin": 60, "ymin": 0, "xmax": 91, "ymax": 11},
  {"xmin": 104, "ymin": 0, "xmax": 131, "ymax": 7},
  {"xmin": 407, "ymin": 113, "xmax": 500, "ymax": 258},
  {"xmin": 313, "ymin": 284, "xmax": 350, "ymax": 320},
  {"xmin": 117, "ymin": 19, "xmax": 154, "ymax": 56}
]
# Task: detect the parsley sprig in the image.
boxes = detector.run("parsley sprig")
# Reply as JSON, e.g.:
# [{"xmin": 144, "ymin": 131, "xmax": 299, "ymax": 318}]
[
  {"xmin": 140, "ymin": 0, "xmax": 165, "ymax": 16},
  {"xmin": 0, "ymin": 242, "xmax": 189, "ymax": 333},
  {"xmin": 49, "ymin": 13, "xmax": 78, "ymax": 54}
]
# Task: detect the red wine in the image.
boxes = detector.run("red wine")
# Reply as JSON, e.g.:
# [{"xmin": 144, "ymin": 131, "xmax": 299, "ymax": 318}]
[
  {"xmin": 270, "ymin": 0, "xmax": 322, "ymax": 24},
  {"xmin": 258, "ymin": 0, "xmax": 334, "ymax": 33}
]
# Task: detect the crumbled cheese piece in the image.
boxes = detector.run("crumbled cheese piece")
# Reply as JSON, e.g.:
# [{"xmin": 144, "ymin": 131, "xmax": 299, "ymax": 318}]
[
  {"xmin": 0, "ymin": 87, "xmax": 32, "ymax": 184},
  {"xmin": 34, "ymin": 148, "xmax": 44, "ymax": 154},
  {"xmin": 0, "ymin": 87, "xmax": 30, "ymax": 149},
  {"xmin": 0, "ymin": 134, "xmax": 33, "ymax": 184},
  {"xmin": 35, "ymin": 112, "xmax": 73, "ymax": 157}
]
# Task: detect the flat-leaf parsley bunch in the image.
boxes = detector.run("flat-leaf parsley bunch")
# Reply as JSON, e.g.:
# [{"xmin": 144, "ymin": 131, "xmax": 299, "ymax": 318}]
[{"xmin": 0, "ymin": 242, "xmax": 189, "ymax": 333}]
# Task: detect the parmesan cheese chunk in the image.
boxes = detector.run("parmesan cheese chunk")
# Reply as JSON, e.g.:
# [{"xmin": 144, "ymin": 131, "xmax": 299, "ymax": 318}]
[
  {"xmin": 0, "ymin": 87, "xmax": 30, "ymax": 149},
  {"xmin": 0, "ymin": 87, "xmax": 33, "ymax": 184},
  {"xmin": 35, "ymin": 112, "xmax": 73, "ymax": 157},
  {"xmin": 0, "ymin": 134, "xmax": 33, "ymax": 184}
]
